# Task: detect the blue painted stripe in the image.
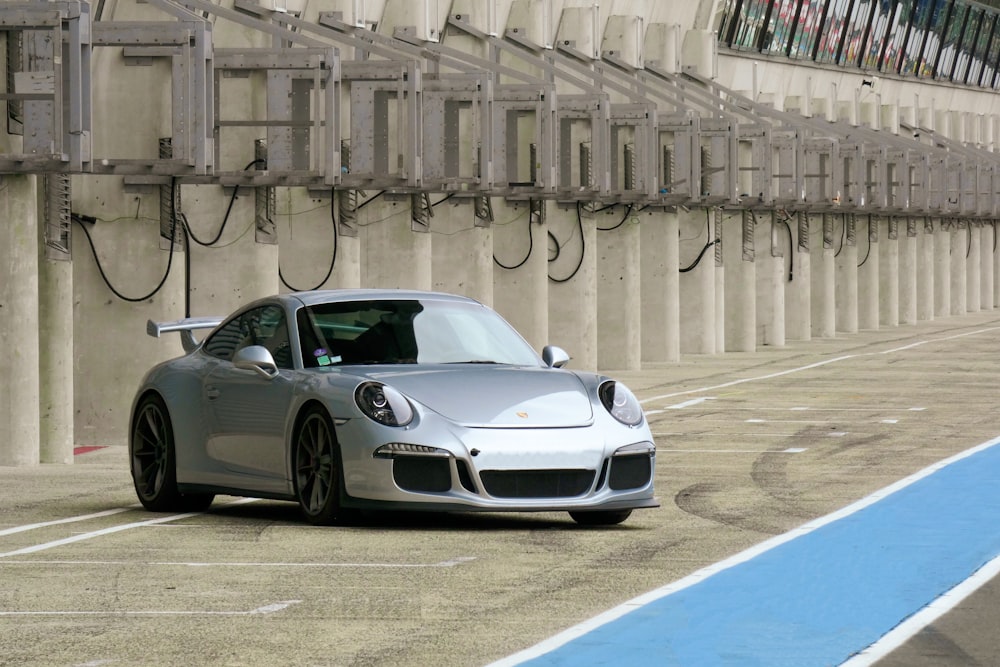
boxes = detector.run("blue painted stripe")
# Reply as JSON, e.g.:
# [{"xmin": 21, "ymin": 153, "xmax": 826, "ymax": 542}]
[{"xmin": 515, "ymin": 437, "xmax": 1000, "ymax": 667}]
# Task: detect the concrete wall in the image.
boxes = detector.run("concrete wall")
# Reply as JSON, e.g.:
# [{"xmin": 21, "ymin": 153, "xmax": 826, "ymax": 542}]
[{"xmin": 2, "ymin": 0, "xmax": 999, "ymax": 462}]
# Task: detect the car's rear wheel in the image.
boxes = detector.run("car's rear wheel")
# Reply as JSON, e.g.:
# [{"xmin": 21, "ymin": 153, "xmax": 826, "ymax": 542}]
[
  {"xmin": 294, "ymin": 406, "xmax": 343, "ymax": 525},
  {"xmin": 568, "ymin": 509, "xmax": 632, "ymax": 526},
  {"xmin": 130, "ymin": 394, "xmax": 214, "ymax": 512}
]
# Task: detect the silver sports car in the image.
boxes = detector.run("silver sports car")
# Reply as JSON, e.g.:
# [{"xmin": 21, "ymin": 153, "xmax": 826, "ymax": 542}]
[{"xmin": 130, "ymin": 289, "xmax": 658, "ymax": 526}]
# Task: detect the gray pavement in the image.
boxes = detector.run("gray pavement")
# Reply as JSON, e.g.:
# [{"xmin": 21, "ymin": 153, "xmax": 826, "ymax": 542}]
[{"xmin": 3, "ymin": 311, "xmax": 1000, "ymax": 666}]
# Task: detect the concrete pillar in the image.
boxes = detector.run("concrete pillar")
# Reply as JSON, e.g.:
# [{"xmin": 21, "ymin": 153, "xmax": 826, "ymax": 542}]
[
  {"xmin": 597, "ymin": 210, "xmax": 641, "ymax": 370},
  {"xmin": 547, "ymin": 204, "xmax": 597, "ymax": 370},
  {"xmin": 898, "ymin": 221, "xmax": 917, "ymax": 326},
  {"xmin": 431, "ymin": 201, "xmax": 494, "ymax": 306},
  {"xmin": 810, "ymin": 214, "xmax": 835, "ymax": 338},
  {"xmin": 916, "ymin": 222, "xmax": 934, "ymax": 321},
  {"xmin": 878, "ymin": 219, "xmax": 899, "ymax": 327},
  {"xmin": 950, "ymin": 225, "xmax": 968, "ymax": 315},
  {"xmin": 38, "ymin": 247, "xmax": 74, "ymax": 464},
  {"xmin": 835, "ymin": 215, "xmax": 859, "ymax": 334},
  {"xmin": 966, "ymin": 224, "xmax": 981, "ymax": 313},
  {"xmin": 756, "ymin": 213, "xmax": 784, "ymax": 346},
  {"xmin": 679, "ymin": 208, "xmax": 717, "ymax": 354},
  {"xmin": 994, "ymin": 223, "xmax": 1000, "ymax": 308},
  {"xmin": 493, "ymin": 200, "xmax": 547, "ymax": 352},
  {"xmin": 785, "ymin": 214, "xmax": 811, "ymax": 341},
  {"xmin": 0, "ymin": 175, "xmax": 41, "ymax": 466},
  {"xmin": 981, "ymin": 223, "xmax": 995, "ymax": 310},
  {"xmin": 640, "ymin": 210, "xmax": 680, "ymax": 362},
  {"xmin": 934, "ymin": 222, "xmax": 952, "ymax": 317},
  {"xmin": 723, "ymin": 211, "xmax": 755, "ymax": 352},
  {"xmin": 858, "ymin": 216, "xmax": 880, "ymax": 330},
  {"xmin": 361, "ymin": 198, "xmax": 432, "ymax": 291},
  {"xmin": 186, "ymin": 185, "xmax": 280, "ymax": 312},
  {"xmin": 276, "ymin": 189, "xmax": 360, "ymax": 293}
]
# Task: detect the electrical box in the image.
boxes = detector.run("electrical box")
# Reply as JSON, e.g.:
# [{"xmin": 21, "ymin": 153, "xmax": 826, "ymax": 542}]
[
  {"xmin": 643, "ymin": 23, "xmax": 681, "ymax": 74},
  {"xmin": 602, "ymin": 16, "xmax": 644, "ymax": 70},
  {"xmin": 506, "ymin": 0, "xmax": 553, "ymax": 49},
  {"xmin": 557, "ymin": 7, "xmax": 600, "ymax": 60}
]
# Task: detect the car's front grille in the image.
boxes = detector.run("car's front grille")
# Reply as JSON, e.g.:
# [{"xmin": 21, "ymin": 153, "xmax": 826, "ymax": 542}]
[
  {"xmin": 609, "ymin": 454, "xmax": 652, "ymax": 490},
  {"xmin": 480, "ymin": 469, "xmax": 594, "ymax": 498},
  {"xmin": 392, "ymin": 456, "xmax": 451, "ymax": 493}
]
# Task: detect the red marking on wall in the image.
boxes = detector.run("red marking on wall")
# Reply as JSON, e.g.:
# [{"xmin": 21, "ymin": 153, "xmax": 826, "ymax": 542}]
[{"xmin": 73, "ymin": 446, "xmax": 108, "ymax": 456}]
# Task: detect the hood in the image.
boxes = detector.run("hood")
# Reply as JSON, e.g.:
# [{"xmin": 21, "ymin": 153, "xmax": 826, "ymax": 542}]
[{"xmin": 353, "ymin": 366, "xmax": 594, "ymax": 427}]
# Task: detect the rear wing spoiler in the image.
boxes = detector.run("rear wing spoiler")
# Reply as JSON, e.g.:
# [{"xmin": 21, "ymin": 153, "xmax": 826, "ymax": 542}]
[{"xmin": 147, "ymin": 317, "xmax": 224, "ymax": 353}]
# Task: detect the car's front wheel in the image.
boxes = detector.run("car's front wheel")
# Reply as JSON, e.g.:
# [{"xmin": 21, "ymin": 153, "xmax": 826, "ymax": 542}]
[
  {"xmin": 568, "ymin": 509, "xmax": 632, "ymax": 526},
  {"xmin": 293, "ymin": 406, "xmax": 344, "ymax": 525},
  {"xmin": 130, "ymin": 394, "xmax": 214, "ymax": 512}
]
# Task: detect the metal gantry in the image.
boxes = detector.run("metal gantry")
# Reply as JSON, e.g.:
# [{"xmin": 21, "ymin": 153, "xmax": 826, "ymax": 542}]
[{"xmin": 3, "ymin": 0, "xmax": 1000, "ymax": 224}]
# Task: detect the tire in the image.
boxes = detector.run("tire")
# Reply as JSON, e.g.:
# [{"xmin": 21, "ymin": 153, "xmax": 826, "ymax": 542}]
[
  {"xmin": 293, "ymin": 406, "xmax": 344, "ymax": 525},
  {"xmin": 568, "ymin": 509, "xmax": 632, "ymax": 526},
  {"xmin": 130, "ymin": 393, "xmax": 214, "ymax": 513}
]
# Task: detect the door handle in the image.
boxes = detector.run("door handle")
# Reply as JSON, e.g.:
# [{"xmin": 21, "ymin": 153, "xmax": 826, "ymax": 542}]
[{"xmin": 206, "ymin": 386, "xmax": 220, "ymax": 400}]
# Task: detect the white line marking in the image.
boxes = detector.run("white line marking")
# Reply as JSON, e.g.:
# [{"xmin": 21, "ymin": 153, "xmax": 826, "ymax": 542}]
[
  {"xmin": 1, "ymin": 558, "xmax": 477, "ymax": 568},
  {"xmin": 881, "ymin": 419, "xmax": 899, "ymax": 424},
  {"xmin": 0, "ymin": 508, "xmax": 135, "ymax": 537},
  {"xmin": 640, "ymin": 327, "xmax": 1000, "ymax": 406},
  {"xmin": 653, "ymin": 432, "xmax": 802, "ymax": 438},
  {"xmin": 0, "ymin": 600, "xmax": 302, "ymax": 617},
  {"xmin": 657, "ymin": 449, "xmax": 806, "ymax": 454},
  {"xmin": 744, "ymin": 419, "xmax": 829, "ymax": 424},
  {"xmin": 841, "ymin": 553, "xmax": 1000, "ymax": 666},
  {"xmin": 0, "ymin": 499, "xmax": 258, "ymax": 559},
  {"xmin": 488, "ymin": 433, "xmax": 1000, "ymax": 667},
  {"xmin": 828, "ymin": 432, "xmax": 849, "ymax": 437},
  {"xmin": 666, "ymin": 397, "xmax": 716, "ymax": 409},
  {"xmin": 640, "ymin": 356, "xmax": 856, "ymax": 404},
  {"xmin": 783, "ymin": 448, "xmax": 808, "ymax": 453}
]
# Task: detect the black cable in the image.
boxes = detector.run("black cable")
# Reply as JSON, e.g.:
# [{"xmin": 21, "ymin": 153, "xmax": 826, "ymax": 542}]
[
  {"xmin": 548, "ymin": 202, "xmax": 586, "ymax": 283},
  {"xmin": 184, "ymin": 159, "xmax": 265, "ymax": 247},
  {"xmin": 355, "ymin": 190, "xmax": 385, "ymax": 210},
  {"xmin": 493, "ymin": 213, "xmax": 534, "ymax": 270},
  {"xmin": 834, "ymin": 215, "xmax": 846, "ymax": 258},
  {"xmin": 432, "ymin": 193, "xmax": 456, "ymax": 207},
  {"xmin": 780, "ymin": 213, "xmax": 794, "ymax": 282},
  {"xmin": 966, "ymin": 221, "xmax": 973, "ymax": 259},
  {"xmin": 547, "ymin": 231, "xmax": 561, "ymax": 262},
  {"xmin": 679, "ymin": 208, "xmax": 718, "ymax": 273},
  {"xmin": 993, "ymin": 221, "xmax": 997, "ymax": 253},
  {"xmin": 857, "ymin": 216, "xmax": 872, "ymax": 268},
  {"xmin": 279, "ymin": 188, "xmax": 338, "ymax": 292},
  {"xmin": 73, "ymin": 211, "xmax": 178, "ymax": 303},
  {"xmin": 597, "ymin": 203, "xmax": 634, "ymax": 231}
]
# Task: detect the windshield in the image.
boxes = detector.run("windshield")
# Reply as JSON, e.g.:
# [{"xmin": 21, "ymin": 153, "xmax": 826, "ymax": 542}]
[{"xmin": 297, "ymin": 299, "xmax": 542, "ymax": 367}]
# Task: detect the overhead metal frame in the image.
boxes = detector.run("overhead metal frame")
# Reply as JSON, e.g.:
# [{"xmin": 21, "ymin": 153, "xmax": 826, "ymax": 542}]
[{"xmin": 0, "ymin": 1, "xmax": 91, "ymax": 173}]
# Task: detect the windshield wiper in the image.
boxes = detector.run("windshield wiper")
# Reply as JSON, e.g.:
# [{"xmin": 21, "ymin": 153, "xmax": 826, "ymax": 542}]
[{"xmin": 443, "ymin": 360, "xmax": 500, "ymax": 364}]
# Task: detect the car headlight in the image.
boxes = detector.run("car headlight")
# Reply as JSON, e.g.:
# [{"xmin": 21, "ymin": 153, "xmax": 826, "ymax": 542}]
[
  {"xmin": 355, "ymin": 382, "xmax": 414, "ymax": 426},
  {"xmin": 599, "ymin": 380, "xmax": 644, "ymax": 426}
]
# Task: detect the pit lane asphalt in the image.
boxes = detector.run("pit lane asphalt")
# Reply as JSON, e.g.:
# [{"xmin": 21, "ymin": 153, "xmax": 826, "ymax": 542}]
[{"xmin": 3, "ymin": 311, "xmax": 1000, "ymax": 667}]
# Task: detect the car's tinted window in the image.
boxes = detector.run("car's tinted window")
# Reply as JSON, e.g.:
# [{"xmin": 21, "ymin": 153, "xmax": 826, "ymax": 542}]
[
  {"xmin": 299, "ymin": 299, "xmax": 540, "ymax": 366},
  {"xmin": 203, "ymin": 305, "xmax": 293, "ymax": 369}
]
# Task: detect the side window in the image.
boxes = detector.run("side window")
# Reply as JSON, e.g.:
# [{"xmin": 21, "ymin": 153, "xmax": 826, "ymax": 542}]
[
  {"xmin": 203, "ymin": 316, "xmax": 246, "ymax": 362},
  {"xmin": 202, "ymin": 305, "xmax": 293, "ymax": 369}
]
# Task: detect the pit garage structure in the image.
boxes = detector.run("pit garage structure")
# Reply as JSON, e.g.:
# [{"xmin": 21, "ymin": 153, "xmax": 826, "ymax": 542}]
[{"xmin": 3, "ymin": 0, "xmax": 1000, "ymax": 465}]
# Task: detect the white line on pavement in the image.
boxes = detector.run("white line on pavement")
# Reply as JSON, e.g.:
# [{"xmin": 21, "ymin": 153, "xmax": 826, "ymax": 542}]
[{"xmin": 0, "ymin": 600, "xmax": 302, "ymax": 617}]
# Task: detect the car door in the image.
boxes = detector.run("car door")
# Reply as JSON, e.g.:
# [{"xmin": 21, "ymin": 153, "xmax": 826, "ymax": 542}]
[{"xmin": 200, "ymin": 304, "xmax": 297, "ymax": 488}]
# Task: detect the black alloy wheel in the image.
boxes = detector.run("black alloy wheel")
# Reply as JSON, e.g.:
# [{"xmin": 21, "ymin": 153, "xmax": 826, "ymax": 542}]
[
  {"xmin": 294, "ymin": 407, "xmax": 343, "ymax": 525},
  {"xmin": 130, "ymin": 394, "xmax": 214, "ymax": 512}
]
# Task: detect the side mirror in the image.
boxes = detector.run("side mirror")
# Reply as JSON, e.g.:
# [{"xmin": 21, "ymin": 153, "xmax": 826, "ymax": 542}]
[
  {"xmin": 233, "ymin": 345, "xmax": 279, "ymax": 379},
  {"xmin": 542, "ymin": 345, "xmax": 571, "ymax": 368}
]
